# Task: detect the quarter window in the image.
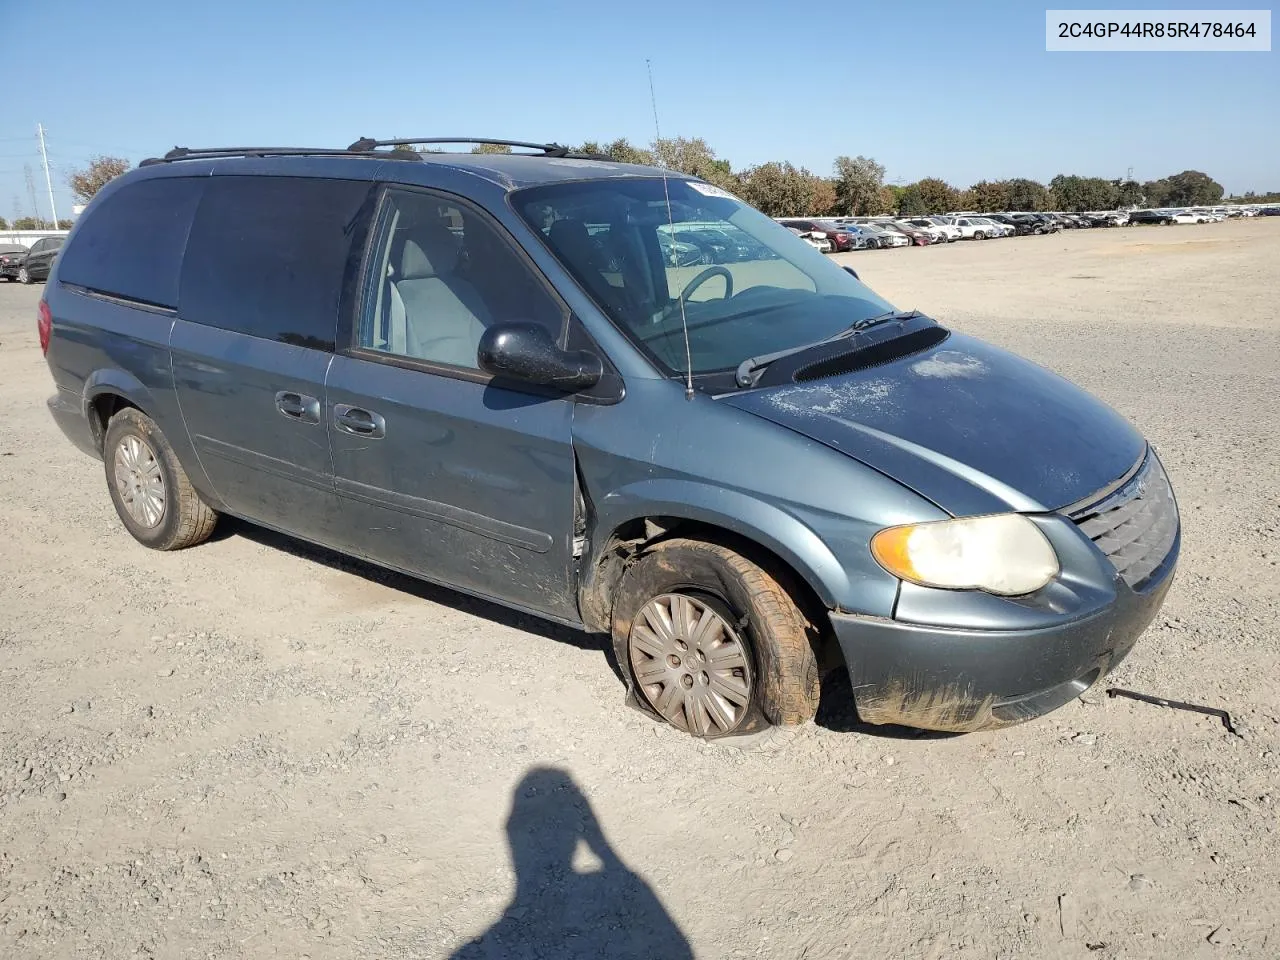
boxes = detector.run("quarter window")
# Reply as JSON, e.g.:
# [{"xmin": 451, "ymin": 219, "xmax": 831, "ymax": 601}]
[
  {"xmin": 358, "ymin": 188, "xmax": 563, "ymax": 370},
  {"xmin": 57, "ymin": 177, "xmax": 204, "ymax": 308},
  {"xmin": 179, "ymin": 176, "xmax": 371, "ymax": 350}
]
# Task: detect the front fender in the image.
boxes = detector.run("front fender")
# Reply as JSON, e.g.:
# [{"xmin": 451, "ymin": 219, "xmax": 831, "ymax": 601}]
[{"xmin": 586, "ymin": 478, "xmax": 862, "ymax": 622}]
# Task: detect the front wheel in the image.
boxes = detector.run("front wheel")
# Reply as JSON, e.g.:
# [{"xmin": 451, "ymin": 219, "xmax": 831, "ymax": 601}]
[
  {"xmin": 18, "ymin": 266, "xmax": 31, "ymax": 284},
  {"xmin": 974, "ymin": 231, "xmax": 986, "ymax": 240},
  {"xmin": 611, "ymin": 538, "xmax": 820, "ymax": 739},
  {"xmin": 103, "ymin": 408, "xmax": 219, "ymax": 550}
]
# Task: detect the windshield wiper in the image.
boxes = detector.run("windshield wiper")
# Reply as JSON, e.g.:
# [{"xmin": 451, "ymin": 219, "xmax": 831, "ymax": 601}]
[{"xmin": 733, "ymin": 310, "xmax": 921, "ymax": 387}]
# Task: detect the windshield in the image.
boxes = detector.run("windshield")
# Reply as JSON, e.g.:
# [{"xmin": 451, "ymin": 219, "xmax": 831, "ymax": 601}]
[{"xmin": 513, "ymin": 178, "xmax": 893, "ymax": 377}]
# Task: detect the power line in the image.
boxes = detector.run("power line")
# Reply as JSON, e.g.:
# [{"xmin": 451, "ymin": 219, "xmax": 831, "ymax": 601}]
[{"xmin": 23, "ymin": 165, "xmax": 38, "ymax": 223}]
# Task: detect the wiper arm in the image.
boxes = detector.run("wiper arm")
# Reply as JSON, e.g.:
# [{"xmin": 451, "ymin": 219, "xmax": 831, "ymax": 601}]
[
  {"xmin": 733, "ymin": 310, "xmax": 921, "ymax": 388},
  {"xmin": 850, "ymin": 308, "xmax": 921, "ymax": 331}
]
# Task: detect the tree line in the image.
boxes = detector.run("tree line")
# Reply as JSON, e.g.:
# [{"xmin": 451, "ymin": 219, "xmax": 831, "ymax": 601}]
[
  {"xmin": 52, "ymin": 147, "xmax": 1275, "ymax": 223},
  {"xmin": 1, "ymin": 216, "xmax": 75, "ymax": 230},
  {"xmin": 569, "ymin": 137, "xmax": 1239, "ymax": 217}
]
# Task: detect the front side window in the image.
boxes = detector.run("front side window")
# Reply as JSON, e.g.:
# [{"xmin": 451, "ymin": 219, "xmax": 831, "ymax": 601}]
[
  {"xmin": 514, "ymin": 178, "xmax": 893, "ymax": 378},
  {"xmin": 358, "ymin": 188, "xmax": 563, "ymax": 370}
]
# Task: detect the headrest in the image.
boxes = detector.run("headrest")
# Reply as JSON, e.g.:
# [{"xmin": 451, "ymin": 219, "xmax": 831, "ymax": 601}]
[
  {"xmin": 399, "ymin": 221, "xmax": 460, "ymax": 280},
  {"xmin": 549, "ymin": 218, "xmax": 589, "ymax": 244}
]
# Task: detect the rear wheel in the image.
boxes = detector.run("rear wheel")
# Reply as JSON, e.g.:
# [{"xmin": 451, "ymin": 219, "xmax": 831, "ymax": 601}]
[
  {"xmin": 611, "ymin": 538, "xmax": 820, "ymax": 739},
  {"xmin": 104, "ymin": 408, "xmax": 218, "ymax": 550}
]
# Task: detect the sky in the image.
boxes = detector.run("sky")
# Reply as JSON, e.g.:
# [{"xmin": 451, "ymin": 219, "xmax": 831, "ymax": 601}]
[{"xmin": 1, "ymin": 0, "xmax": 1275, "ymax": 223}]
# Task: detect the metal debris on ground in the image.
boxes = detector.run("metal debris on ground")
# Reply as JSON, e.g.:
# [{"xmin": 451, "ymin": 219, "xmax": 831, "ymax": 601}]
[{"xmin": 1106, "ymin": 688, "xmax": 1238, "ymax": 735}]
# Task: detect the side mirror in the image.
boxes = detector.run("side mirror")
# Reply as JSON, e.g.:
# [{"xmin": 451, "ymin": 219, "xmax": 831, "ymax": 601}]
[
  {"xmin": 477, "ymin": 322, "xmax": 603, "ymax": 392},
  {"xmin": 843, "ymin": 265, "xmax": 861, "ymax": 281}
]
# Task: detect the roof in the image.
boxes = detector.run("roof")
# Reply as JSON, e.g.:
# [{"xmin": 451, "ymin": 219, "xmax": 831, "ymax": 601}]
[
  {"xmin": 408, "ymin": 152, "xmax": 681, "ymax": 189},
  {"xmin": 134, "ymin": 148, "xmax": 680, "ymax": 191}
]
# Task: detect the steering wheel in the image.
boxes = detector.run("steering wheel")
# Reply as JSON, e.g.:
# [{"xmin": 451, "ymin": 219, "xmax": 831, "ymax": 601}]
[{"xmin": 677, "ymin": 265, "xmax": 733, "ymax": 302}]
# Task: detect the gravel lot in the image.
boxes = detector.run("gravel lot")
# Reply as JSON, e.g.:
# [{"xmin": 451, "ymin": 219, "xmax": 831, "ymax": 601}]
[{"xmin": 2, "ymin": 219, "xmax": 1278, "ymax": 959}]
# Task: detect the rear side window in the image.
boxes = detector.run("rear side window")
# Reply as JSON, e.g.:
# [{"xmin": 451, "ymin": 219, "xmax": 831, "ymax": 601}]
[
  {"xmin": 58, "ymin": 177, "xmax": 203, "ymax": 308},
  {"xmin": 180, "ymin": 176, "xmax": 371, "ymax": 350}
]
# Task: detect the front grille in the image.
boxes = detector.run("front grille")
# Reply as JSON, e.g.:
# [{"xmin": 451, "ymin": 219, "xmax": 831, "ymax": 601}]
[{"xmin": 1066, "ymin": 451, "xmax": 1179, "ymax": 591}]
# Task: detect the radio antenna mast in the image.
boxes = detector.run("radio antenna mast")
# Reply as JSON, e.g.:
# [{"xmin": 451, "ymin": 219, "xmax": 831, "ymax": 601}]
[{"xmin": 647, "ymin": 59, "xmax": 694, "ymax": 400}]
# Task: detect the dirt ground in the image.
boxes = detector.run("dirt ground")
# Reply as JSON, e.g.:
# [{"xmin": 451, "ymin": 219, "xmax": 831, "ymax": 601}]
[{"xmin": 2, "ymin": 218, "xmax": 1278, "ymax": 959}]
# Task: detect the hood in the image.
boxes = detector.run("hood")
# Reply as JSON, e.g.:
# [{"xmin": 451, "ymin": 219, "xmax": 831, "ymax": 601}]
[{"xmin": 723, "ymin": 332, "xmax": 1145, "ymax": 516}]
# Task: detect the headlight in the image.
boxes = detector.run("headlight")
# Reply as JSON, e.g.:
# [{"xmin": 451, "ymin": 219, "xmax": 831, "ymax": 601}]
[{"xmin": 871, "ymin": 514, "xmax": 1059, "ymax": 596}]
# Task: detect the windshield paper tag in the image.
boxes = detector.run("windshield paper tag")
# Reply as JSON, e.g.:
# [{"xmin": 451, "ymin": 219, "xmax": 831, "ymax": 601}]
[{"xmin": 687, "ymin": 181, "xmax": 738, "ymax": 200}]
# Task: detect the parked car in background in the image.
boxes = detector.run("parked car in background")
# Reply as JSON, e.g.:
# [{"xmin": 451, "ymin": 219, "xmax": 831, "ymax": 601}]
[
  {"xmin": 948, "ymin": 217, "xmax": 995, "ymax": 240},
  {"xmin": 1169, "ymin": 209, "xmax": 1208, "ymax": 224},
  {"xmin": 41, "ymin": 140, "xmax": 1181, "ymax": 741},
  {"xmin": 10, "ymin": 236, "xmax": 64, "ymax": 283},
  {"xmin": 678, "ymin": 223, "xmax": 780, "ymax": 263},
  {"xmin": 968, "ymin": 216, "xmax": 1013, "ymax": 237},
  {"xmin": 982, "ymin": 213, "xmax": 1034, "ymax": 236},
  {"xmin": 888, "ymin": 220, "xmax": 936, "ymax": 245},
  {"xmin": 848, "ymin": 222, "xmax": 909, "ymax": 248},
  {"xmin": 903, "ymin": 217, "xmax": 960, "ymax": 242},
  {"xmin": 1127, "ymin": 209, "xmax": 1176, "ymax": 226},
  {"xmin": 0, "ymin": 244, "xmax": 28, "ymax": 281},
  {"xmin": 899, "ymin": 218, "xmax": 950, "ymax": 243},
  {"xmin": 776, "ymin": 218, "xmax": 858, "ymax": 253},
  {"xmin": 924, "ymin": 216, "xmax": 964, "ymax": 241},
  {"xmin": 657, "ymin": 230, "xmax": 706, "ymax": 267},
  {"xmin": 1024, "ymin": 214, "xmax": 1061, "ymax": 233},
  {"xmin": 785, "ymin": 226, "xmax": 833, "ymax": 252}
]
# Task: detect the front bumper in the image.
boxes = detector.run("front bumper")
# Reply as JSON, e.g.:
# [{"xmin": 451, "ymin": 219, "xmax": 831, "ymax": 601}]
[{"xmin": 830, "ymin": 555, "xmax": 1176, "ymax": 732}]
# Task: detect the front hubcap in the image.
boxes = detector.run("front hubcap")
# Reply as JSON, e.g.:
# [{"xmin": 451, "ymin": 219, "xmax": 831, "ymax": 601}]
[
  {"xmin": 113, "ymin": 435, "xmax": 166, "ymax": 527},
  {"xmin": 628, "ymin": 593, "xmax": 753, "ymax": 736}
]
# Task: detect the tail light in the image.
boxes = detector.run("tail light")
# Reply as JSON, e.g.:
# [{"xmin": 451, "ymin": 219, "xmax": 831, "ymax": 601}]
[{"xmin": 38, "ymin": 299, "xmax": 52, "ymax": 355}]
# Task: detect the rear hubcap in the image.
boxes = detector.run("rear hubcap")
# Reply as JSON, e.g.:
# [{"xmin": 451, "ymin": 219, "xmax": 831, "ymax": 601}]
[
  {"xmin": 628, "ymin": 593, "xmax": 753, "ymax": 736},
  {"xmin": 113, "ymin": 435, "xmax": 166, "ymax": 528}
]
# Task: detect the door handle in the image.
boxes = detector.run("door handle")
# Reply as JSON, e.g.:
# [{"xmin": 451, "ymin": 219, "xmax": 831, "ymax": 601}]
[
  {"xmin": 275, "ymin": 391, "xmax": 321, "ymax": 424},
  {"xmin": 334, "ymin": 403, "xmax": 386, "ymax": 439}
]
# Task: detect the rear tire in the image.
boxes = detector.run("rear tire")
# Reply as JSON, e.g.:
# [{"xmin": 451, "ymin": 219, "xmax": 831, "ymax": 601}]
[
  {"xmin": 103, "ymin": 408, "xmax": 218, "ymax": 550},
  {"xmin": 611, "ymin": 538, "xmax": 820, "ymax": 740}
]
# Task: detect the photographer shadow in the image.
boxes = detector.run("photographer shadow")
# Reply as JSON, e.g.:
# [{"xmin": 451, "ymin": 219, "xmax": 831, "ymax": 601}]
[{"xmin": 452, "ymin": 766, "xmax": 692, "ymax": 959}]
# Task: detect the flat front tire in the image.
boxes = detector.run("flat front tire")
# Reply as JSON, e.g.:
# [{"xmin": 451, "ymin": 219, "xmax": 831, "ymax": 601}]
[
  {"xmin": 103, "ymin": 408, "xmax": 218, "ymax": 550},
  {"xmin": 611, "ymin": 538, "xmax": 820, "ymax": 739}
]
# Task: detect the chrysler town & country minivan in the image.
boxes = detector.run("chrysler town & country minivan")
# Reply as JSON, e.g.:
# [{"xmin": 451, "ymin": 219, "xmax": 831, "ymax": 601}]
[{"xmin": 40, "ymin": 139, "xmax": 1179, "ymax": 741}]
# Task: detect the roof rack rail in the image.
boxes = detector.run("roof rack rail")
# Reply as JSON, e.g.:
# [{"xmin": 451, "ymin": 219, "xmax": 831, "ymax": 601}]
[
  {"xmin": 138, "ymin": 145, "xmax": 424, "ymax": 167},
  {"xmin": 345, "ymin": 137, "xmax": 610, "ymax": 161}
]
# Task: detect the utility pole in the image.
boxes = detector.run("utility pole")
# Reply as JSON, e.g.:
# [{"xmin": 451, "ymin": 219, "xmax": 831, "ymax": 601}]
[{"xmin": 37, "ymin": 124, "xmax": 58, "ymax": 227}]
